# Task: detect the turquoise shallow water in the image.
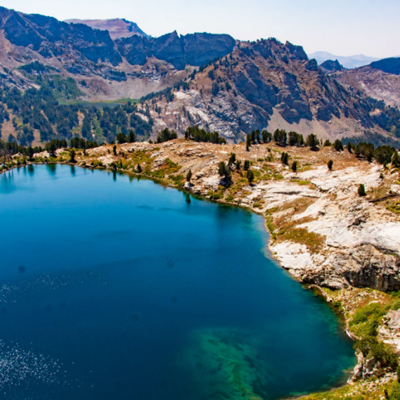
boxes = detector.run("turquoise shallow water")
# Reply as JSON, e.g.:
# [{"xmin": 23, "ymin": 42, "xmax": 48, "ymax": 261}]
[{"xmin": 0, "ymin": 165, "xmax": 355, "ymax": 399}]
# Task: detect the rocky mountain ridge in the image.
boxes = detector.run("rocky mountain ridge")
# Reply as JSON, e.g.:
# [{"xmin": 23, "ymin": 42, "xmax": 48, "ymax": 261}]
[
  {"xmin": 332, "ymin": 58, "xmax": 400, "ymax": 109},
  {"xmin": 0, "ymin": 6, "xmax": 235, "ymax": 99},
  {"xmin": 0, "ymin": 6, "xmax": 399, "ymax": 145},
  {"xmin": 309, "ymin": 51, "xmax": 380, "ymax": 69},
  {"xmin": 142, "ymin": 39, "xmax": 400, "ymax": 142}
]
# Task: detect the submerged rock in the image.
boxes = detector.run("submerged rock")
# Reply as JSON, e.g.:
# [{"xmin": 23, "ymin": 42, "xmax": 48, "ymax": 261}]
[{"xmin": 179, "ymin": 328, "xmax": 269, "ymax": 400}]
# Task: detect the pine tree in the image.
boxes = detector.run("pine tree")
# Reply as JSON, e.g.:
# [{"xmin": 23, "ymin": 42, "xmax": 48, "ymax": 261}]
[
  {"xmin": 347, "ymin": 142, "xmax": 353, "ymax": 153},
  {"xmin": 334, "ymin": 139, "xmax": 344, "ymax": 151},
  {"xmin": 69, "ymin": 149, "xmax": 76, "ymax": 163},
  {"xmin": 247, "ymin": 170, "xmax": 254, "ymax": 184},
  {"xmin": 128, "ymin": 130, "xmax": 136, "ymax": 143},
  {"xmin": 281, "ymin": 152, "xmax": 289, "ymax": 165},
  {"xmin": 28, "ymin": 147, "xmax": 34, "ymax": 161},
  {"xmin": 186, "ymin": 169, "xmax": 192, "ymax": 182},
  {"xmin": 246, "ymin": 135, "xmax": 251, "ymax": 151},
  {"xmin": 306, "ymin": 134, "xmax": 319, "ymax": 150},
  {"xmin": 327, "ymin": 160, "xmax": 333, "ymax": 170},
  {"xmin": 218, "ymin": 161, "xmax": 231, "ymax": 183},
  {"xmin": 358, "ymin": 184, "xmax": 366, "ymax": 197},
  {"xmin": 391, "ymin": 151, "xmax": 400, "ymax": 167},
  {"xmin": 228, "ymin": 153, "xmax": 236, "ymax": 167}
]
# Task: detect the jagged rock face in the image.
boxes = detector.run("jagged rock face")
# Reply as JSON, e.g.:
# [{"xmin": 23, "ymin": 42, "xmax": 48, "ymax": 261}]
[
  {"xmin": 0, "ymin": 6, "xmax": 398, "ymax": 143},
  {"xmin": 182, "ymin": 33, "xmax": 236, "ymax": 67},
  {"xmin": 320, "ymin": 59, "xmax": 344, "ymax": 72},
  {"xmin": 152, "ymin": 32, "xmax": 186, "ymax": 69},
  {"xmin": 0, "ymin": 6, "xmax": 236, "ymax": 94},
  {"xmin": 345, "ymin": 246, "xmax": 400, "ymax": 291},
  {"xmin": 302, "ymin": 246, "xmax": 400, "ymax": 291},
  {"xmin": 0, "ymin": 5, "xmax": 234, "ymax": 86},
  {"xmin": 148, "ymin": 39, "xmax": 388, "ymax": 140},
  {"xmin": 116, "ymin": 32, "xmax": 235, "ymax": 69},
  {"xmin": 0, "ymin": 7, "xmax": 122, "ymax": 66}
]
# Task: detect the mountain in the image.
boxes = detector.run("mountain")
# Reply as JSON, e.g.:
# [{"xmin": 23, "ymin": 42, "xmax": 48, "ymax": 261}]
[
  {"xmin": 0, "ymin": 6, "xmax": 399, "ymax": 146},
  {"xmin": 370, "ymin": 57, "xmax": 400, "ymax": 75},
  {"xmin": 309, "ymin": 51, "xmax": 380, "ymax": 69},
  {"xmin": 116, "ymin": 31, "xmax": 235, "ymax": 70},
  {"xmin": 320, "ymin": 59, "xmax": 344, "ymax": 73},
  {"xmin": 333, "ymin": 57, "xmax": 400, "ymax": 108},
  {"xmin": 142, "ymin": 39, "xmax": 398, "ymax": 142},
  {"xmin": 0, "ymin": 6, "xmax": 235, "ymax": 99},
  {"xmin": 65, "ymin": 18, "xmax": 150, "ymax": 40}
]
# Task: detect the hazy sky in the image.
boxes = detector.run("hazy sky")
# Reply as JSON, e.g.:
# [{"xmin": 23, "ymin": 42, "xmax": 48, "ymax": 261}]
[{"xmin": 2, "ymin": 0, "xmax": 399, "ymax": 58}]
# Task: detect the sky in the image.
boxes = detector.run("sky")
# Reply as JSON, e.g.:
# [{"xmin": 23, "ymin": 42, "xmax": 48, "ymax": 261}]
[{"xmin": 1, "ymin": 0, "xmax": 399, "ymax": 58}]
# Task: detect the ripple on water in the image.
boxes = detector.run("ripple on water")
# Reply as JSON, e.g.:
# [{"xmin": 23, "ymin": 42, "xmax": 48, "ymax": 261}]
[{"xmin": 0, "ymin": 340, "xmax": 64, "ymax": 395}]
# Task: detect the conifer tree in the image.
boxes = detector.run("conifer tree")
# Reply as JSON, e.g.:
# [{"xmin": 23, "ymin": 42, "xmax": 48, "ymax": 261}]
[
  {"xmin": 247, "ymin": 170, "xmax": 254, "ymax": 184},
  {"xmin": 358, "ymin": 184, "xmax": 366, "ymax": 197}
]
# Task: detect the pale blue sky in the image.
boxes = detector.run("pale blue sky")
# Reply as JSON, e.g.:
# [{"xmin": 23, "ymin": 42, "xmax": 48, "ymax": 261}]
[{"xmin": 2, "ymin": 0, "xmax": 399, "ymax": 58}]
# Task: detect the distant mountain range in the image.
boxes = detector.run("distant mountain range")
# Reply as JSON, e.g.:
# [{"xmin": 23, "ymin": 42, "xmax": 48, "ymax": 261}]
[
  {"xmin": 0, "ymin": 6, "xmax": 399, "ymax": 146},
  {"xmin": 65, "ymin": 18, "xmax": 150, "ymax": 40},
  {"xmin": 308, "ymin": 51, "xmax": 380, "ymax": 69}
]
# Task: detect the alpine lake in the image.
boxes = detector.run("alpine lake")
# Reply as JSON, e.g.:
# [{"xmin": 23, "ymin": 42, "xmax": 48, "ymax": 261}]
[{"xmin": 0, "ymin": 164, "xmax": 355, "ymax": 400}]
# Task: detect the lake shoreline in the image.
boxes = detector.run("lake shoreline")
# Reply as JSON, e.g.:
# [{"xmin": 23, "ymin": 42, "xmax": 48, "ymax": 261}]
[
  {"xmin": 2, "ymin": 139, "xmax": 400, "ymax": 399},
  {"xmin": 0, "ymin": 160, "xmax": 358, "ymax": 394}
]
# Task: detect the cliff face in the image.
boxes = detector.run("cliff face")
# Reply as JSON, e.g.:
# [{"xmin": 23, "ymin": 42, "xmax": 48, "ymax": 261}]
[
  {"xmin": 0, "ymin": 7, "xmax": 236, "ymax": 100},
  {"xmin": 0, "ymin": 7, "xmax": 235, "ymax": 72},
  {"xmin": 0, "ymin": 7, "xmax": 122, "ymax": 65},
  {"xmin": 116, "ymin": 31, "xmax": 236, "ymax": 70}
]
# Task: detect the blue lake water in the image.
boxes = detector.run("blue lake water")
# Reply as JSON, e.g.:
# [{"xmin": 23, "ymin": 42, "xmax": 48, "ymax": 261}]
[{"xmin": 0, "ymin": 164, "xmax": 355, "ymax": 400}]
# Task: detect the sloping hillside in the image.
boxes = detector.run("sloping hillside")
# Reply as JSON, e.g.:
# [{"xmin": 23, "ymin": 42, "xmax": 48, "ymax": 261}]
[
  {"xmin": 0, "ymin": 6, "xmax": 399, "ymax": 145},
  {"xmin": 335, "ymin": 58, "xmax": 400, "ymax": 108},
  {"xmin": 142, "ymin": 40, "xmax": 399, "ymax": 142}
]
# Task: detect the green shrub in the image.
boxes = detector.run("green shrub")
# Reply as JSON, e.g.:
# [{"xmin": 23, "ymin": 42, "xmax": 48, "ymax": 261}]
[
  {"xmin": 392, "ymin": 300, "xmax": 400, "ymax": 310},
  {"xmin": 390, "ymin": 381, "xmax": 400, "ymax": 400},
  {"xmin": 350, "ymin": 303, "xmax": 385, "ymax": 326},
  {"xmin": 354, "ymin": 337, "xmax": 398, "ymax": 371}
]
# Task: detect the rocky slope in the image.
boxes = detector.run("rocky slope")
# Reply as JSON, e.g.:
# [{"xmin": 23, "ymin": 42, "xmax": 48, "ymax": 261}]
[
  {"xmin": 142, "ymin": 39, "xmax": 396, "ymax": 142},
  {"xmin": 65, "ymin": 18, "xmax": 150, "ymax": 40},
  {"xmin": 371, "ymin": 58, "xmax": 400, "ymax": 75},
  {"xmin": 0, "ymin": 6, "xmax": 399, "ymax": 144},
  {"xmin": 335, "ymin": 63, "xmax": 400, "ymax": 108},
  {"xmin": 0, "ymin": 7, "xmax": 235, "ymax": 99}
]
